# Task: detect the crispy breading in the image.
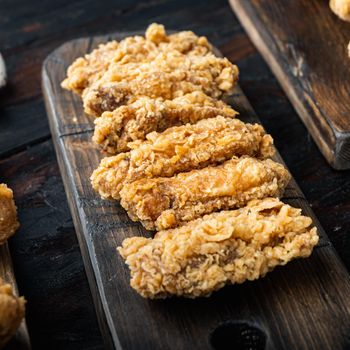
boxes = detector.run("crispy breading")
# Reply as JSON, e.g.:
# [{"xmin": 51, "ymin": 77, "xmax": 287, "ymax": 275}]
[
  {"xmin": 145, "ymin": 23, "xmax": 212, "ymax": 56},
  {"xmin": 83, "ymin": 50, "xmax": 238, "ymax": 117},
  {"xmin": 118, "ymin": 198, "xmax": 319, "ymax": 298},
  {"xmin": 0, "ymin": 184, "xmax": 20, "ymax": 244},
  {"xmin": 330, "ymin": 0, "xmax": 350, "ymax": 21},
  {"xmin": 0, "ymin": 278, "xmax": 25, "ymax": 347},
  {"xmin": 93, "ymin": 92, "xmax": 238, "ymax": 153},
  {"xmin": 62, "ymin": 23, "xmax": 213, "ymax": 95},
  {"xmin": 61, "ymin": 40, "xmax": 119, "ymax": 95},
  {"xmin": 91, "ymin": 153, "xmax": 130, "ymax": 200},
  {"xmin": 119, "ymin": 157, "xmax": 290, "ymax": 230},
  {"xmin": 91, "ymin": 117, "xmax": 275, "ymax": 200}
]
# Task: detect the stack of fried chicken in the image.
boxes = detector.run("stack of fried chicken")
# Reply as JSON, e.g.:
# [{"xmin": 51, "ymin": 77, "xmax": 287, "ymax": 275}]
[{"xmin": 62, "ymin": 23, "xmax": 319, "ymax": 299}]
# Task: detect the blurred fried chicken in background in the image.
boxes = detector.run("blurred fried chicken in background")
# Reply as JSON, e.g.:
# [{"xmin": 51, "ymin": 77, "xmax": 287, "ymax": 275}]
[
  {"xmin": 0, "ymin": 278, "xmax": 25, "ymax": 347},
  {"xmin": 0, "ymin": 184, "xmax": 19, "ymax": 244}
]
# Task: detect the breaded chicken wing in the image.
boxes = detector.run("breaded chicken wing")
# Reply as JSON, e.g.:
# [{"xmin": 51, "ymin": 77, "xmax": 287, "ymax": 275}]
[
  {"xmin": 83, "ymin": 50, "xmax": 238, "ymax": 117},
  {"xmin": 91, "ymin": 117, "xmax": 274, "ymax": 199},
  {"xmin": 93, "ymin": 92, "xmax": 238, "ymax": 153},
  {"xmin": 0, "ymin": 184, "xmax": 20, "ymax": 244},
  {"xmin": 0, "ymin": 278, "xmax": 25, "ymax": 347},
  {"xmin": 119, "ymin": 157, "xmax": 290, "ymax": 230},
  {"xmin": 118, "ymin": 198, "xmax": 319, "ymax": 298},
  {"xmin": 62, "ymin": 23, "xmax": 213, "ymax": 95}
]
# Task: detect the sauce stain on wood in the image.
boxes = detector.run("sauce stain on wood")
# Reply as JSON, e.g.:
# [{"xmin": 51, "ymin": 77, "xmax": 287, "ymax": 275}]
[{"xmin": 42, "ymin": 33, "xmax": 350, "ymax": 350}]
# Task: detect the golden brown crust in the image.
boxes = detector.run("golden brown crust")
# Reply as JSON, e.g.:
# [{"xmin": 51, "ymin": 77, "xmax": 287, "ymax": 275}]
[
  {"xmin": 83, "ymin": 51, "xmax": 238, "ymax": 117},
  {"xmin": 330, "ymin": 0, "xmax": 350, "ymax": 21},
  {"xmin": 61, "ymin": 40, "xmax": 119, "ymax": 95},
  {"xmin": 127, "ymin": 117, "xmax": 274, "ymax": 174},
  {"xmin": 119, "ymin": 157, "xmax": 290, "ymax": 230},
  {"xmin": 91, "ymin": 117, "xmax": 275, "ymax": 200},
  {"xmin": 0, "ymin": 278, "xmax": 25, "ymax": 347},
  {"xmin": 0, "ymin": 184, "xmax": 20, "ymax": 244},
  {"xmin": 146, "ymin": 24, "xmax": 213, "ymax": 55},
  {"xmin": 93, "ymin": 92, "xmax": 238, "ymax": 153},
  {"xmin": 62, "ymin": 23, "xmax": 213, "ymax": 95},
  {"xmin": 91, "ymin": 153, "xmax": 130, "ymax": 200},
  {"xmin": 118, "ymin": 198, "xmax": 319, "ymax": 298}
]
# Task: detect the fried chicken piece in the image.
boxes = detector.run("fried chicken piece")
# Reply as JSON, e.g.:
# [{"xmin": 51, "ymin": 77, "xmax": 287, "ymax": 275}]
[
  {"xmin": 330, "ymin": 0, "xmax": 350, "ymax": 21},
  {"xmin": 120, "ymin": 157, "xmax": 290, "ymax": 231},
  {"xmin": 62, "ymin": 23, "xmax": 213, "ymax": 95},
  {"xmin": 145, "ymin": 23, "xmax": 212, "ymax": 56},
  {"xmin": 0, "ymin": 278, "xmax": 25, "ymax": 347},
  {"xmin": 0, "ymin": 184, "xmax": 20, "ymax": 244},
  {"xmin": 93, "ymin": 92, "xmax": 238, "ymax": 153},
  {"xmin": 91, "ymin": 153, "xmax": 130, "ymax": 201},
  {"xmin": 83, "ymin": 50, "xmax": 238, "ymax": 117},
  {"xmin": 91, "ymin": 117, "xmax": 275, "ymax": 200},
  {"xmin": 118, "ymin": 198, "xmax": 319, "ymax": 298},
  {"xmin": 61, "ymin": 40, "xmax": 119, "ymax": 95}
]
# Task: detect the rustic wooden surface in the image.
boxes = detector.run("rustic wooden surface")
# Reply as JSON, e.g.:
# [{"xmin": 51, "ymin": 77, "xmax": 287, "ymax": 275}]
[
  {"xmin": 229, "ymin": 0, "xmax": 350, "ymax": 170},
  {"xmin": 1, "ymin": 0, "xmax": 350, "ymax": 348},
  {"xmin": 42, "ymin": 31, "xmax": 350, "ymax": 349}
]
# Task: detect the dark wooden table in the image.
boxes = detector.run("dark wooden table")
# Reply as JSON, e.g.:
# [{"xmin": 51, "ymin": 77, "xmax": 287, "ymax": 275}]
[{"xmin": 1, "ymin": 0, "xmax": 350, "ymax": 348}]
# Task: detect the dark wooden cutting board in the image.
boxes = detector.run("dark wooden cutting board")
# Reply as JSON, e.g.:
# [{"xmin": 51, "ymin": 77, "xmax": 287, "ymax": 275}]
[
  {"xmin": 42, "ymin": 33, "xmax": 350, "ymax": 350},
  {"xmin": 229, "ymin": 0, "xmax": 350, "ymax": 170}
]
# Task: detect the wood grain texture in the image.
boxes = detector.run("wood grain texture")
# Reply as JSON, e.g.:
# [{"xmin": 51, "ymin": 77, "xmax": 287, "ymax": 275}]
[
  {"xmin": 1, "ymin": 0, "xmax": 349, "ymax": 348},
  {"xmin": 229, "ymin": 0, "xmax": 350, "ymax": 170},
  {"xmin": 42, "ymin": 33, "xmax": 350, "ymax": 349},
  {"xmin": 0, "ymin": 243, "xmax": 30, "ymax": 350},
  {"xmin": 0, "ymin": 0, "xmax": 243, "ymax": 160},
  {"xmin": 0, "ymin": 141, "xmax": 103, "ymax": 349}
]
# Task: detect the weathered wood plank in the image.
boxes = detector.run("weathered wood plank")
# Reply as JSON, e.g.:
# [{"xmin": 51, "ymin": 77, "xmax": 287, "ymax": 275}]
[
  {"xmin": 0, "ymin": 140, "xmax": 104, "ymax": 349},
  {"xmin": 0, "ymin": 98, "xmax": 50, "ymax": 158},
  {"xmin": 42, "ymin": 33, "xmax": 350, "ymax": 349},
  {"xmin": 229, "ymin": 0, "xmax": 350, "ymax": 169}
]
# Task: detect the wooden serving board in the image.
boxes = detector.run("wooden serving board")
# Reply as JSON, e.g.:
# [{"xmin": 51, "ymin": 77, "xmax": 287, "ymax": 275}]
[
  {"xmin": 229, "ymin": 0, "xmax": 350, "ymax": 170},
  {"xmin": 42, "ymin": 33, "xmax": 350, "ymax": 350}
]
